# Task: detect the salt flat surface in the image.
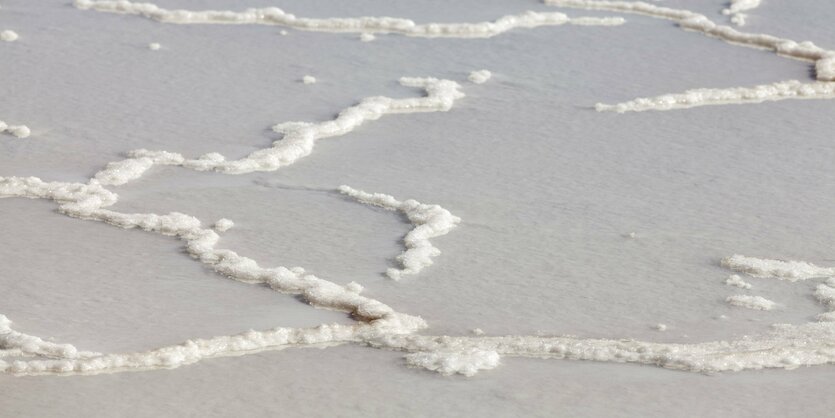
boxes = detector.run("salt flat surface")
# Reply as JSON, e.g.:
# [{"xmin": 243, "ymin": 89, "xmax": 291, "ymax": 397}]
[{"xmin": 3, "ymin": 0, "xmax": 835, "ymax": 416}]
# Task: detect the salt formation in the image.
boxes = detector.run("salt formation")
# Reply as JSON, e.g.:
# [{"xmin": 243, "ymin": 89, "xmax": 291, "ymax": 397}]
[
  {"xmin": 73, "ymin": 0, "xmax": 624, "ymax": 39},
  {"xmin": 546, "ymin": 0, "xmax": 835, "ymax": 111},
  {"xmin": 722, "ymin": 0, "xmax": 761, "ymax": 26},
  {"xmin": 468, "ymin": 70, "xmax": 492, "ymax": 84},
  {"xmin": 148, "ymin": 42, "xmax": 160, "ymax": 50},
  {"xmin": 302, "ymin": 75, "xmax": 316, "ymax": 85},
  {"xmin": 721, "ymin": 255, "xmax": 835, "ymax": 281},
  {"xmin": 0, "ymin": 30, "xmax": 18, "ymax": 42},
  {"xmin": 5, "ymin": 11, "xmax": 835, "ymax": 376},
  {"xmin": 375, "ymin": 320, "xmax": 835, "ymax": 373},
  {"xmin": 5, "ymin": 75, "xmax": 835, "ymax": 377},
  {"xmin": 595, "ymin": 81, "xmax": 835, "ymax": 113},
  {"xmin": 0, "ymin": 76, "xmax": 458, "ymax": 375},
  {"xmin": 0, "ymin": 122, "xmax": 31, "ymax": 138},
  {"xmin": 726, "ymin": 295, "xmax": 776, "ymax": 311},
  {"xmin": 654, "ymin": 324, "xmax": 667, "ymax": 331},
  {"xmin": 725, "ymin": 274, "xmax": 752, "ymax": 289},
  {"xmin": 405, "ymin": 348, "xmax": 501, "ymax": 376},
  {"xmin": 119, "ymin": 77, "xmax": 464, "ymax": 176},
  {"xmin": 0, "ymin": 172, "xmax": 428, "ymax": 374},
  {"xmin": 338, "ymin": 185, "xmax": 461, "ymax": 280},
  {"xmin": 360, "ymin": 33, "xmax": 375, "ymax": 42}
]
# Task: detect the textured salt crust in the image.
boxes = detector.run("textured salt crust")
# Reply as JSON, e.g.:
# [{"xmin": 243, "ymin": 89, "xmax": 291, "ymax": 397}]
[
  {"xmin": 4, "ymin": 70, "xmax": 835, "ymax": 376},
  {"xmin": 722, "ymin": 0, "xmax": 761, "ymax": 26},
  {"xmin": 405, "ymin": 348, "xmax": 501, "ymax": 376},
  {"xmin": 725, "ymin": 274, "xmax": 752, "ymax": 289},
  {"xmin": 302, "ymin": 75, "xmax": 316, "ymax": 85},
  {"xmin": 338, "ymin": 185, "xmax": 460, "ymax": 280},
  {"xmin": 726, "ymin": 295, "xmax": 776, "ymax": 311},
  {"xmin": 1, "ymin": 29, "xmax": 18, "ymax": 42},
  {"xmin": 468, "ymin": 70, "xmax": 492, "ymax": 84},
  {"xmin": 73, "ymin": 0, "xmax": 624, "ymax": 39},
  {"xmin": 721, "ymin": 254, "xmax": 835, "ymax": 281},
  {"xmin": 546, "ymin": 0, "xmax": 835, "ymax": 111}
]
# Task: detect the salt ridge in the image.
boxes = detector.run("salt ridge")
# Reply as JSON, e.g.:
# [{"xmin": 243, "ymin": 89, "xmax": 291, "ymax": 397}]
[
  {"xmin": 546, "ymin": 0, "xmax": 835, "ymax": 111},
  {"xmin": 73, "ymin": 0, "xmax": 624, "ymax": 39},
  {"xmin": 123, "ymin": 77, "xmax": 464, "ymax": 176},
  {"xmin": 726, "ymin": 294, "xmax": 776, "ymax": 311},
  {"xmin": 594, "ymin": 80, "xmax": 835, "ymax": 113},
  {"xmin": 338, "ymin": 185, "xmax": 461, "ymax": 280}
]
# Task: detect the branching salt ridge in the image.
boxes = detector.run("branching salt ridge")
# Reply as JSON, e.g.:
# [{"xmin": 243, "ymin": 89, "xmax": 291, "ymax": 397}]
[
  {"xmin": 546, "ymin": 0, "xmax": 835, "ymax": 111},
  {"xmin": 72, "ymin": 0, "xmax": 624, "ymax": 39},
  {"xmin": 338, "ymin": 185, "xmax": 461, "ymax": 280},
  {"xmin": 0, "ymin": 173, "xmax": 428, "ymax": 375},
  {"xmin": 118, "ymin": 77, "xmax": 464, "ymax": 176},
  {"xmin": 0, "ymin": 77, "xmax": 458, "ymax": 375},
  {"xmin": 722, "ymin": 0, "xmax": 761, "ymax": 27}
]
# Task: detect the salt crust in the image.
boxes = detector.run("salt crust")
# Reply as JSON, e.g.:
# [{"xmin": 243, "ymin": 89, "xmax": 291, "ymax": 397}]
[
  {"xmin": 5, "ymin": 77, "xmax": 835, "ymax": 375},
  {"xmin": 4, "ymin": 3, "xmax": 835, "ymax": 376}
]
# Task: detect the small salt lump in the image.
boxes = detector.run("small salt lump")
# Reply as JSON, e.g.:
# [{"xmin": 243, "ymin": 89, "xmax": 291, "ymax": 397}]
[
  {"xmin": 148, "ymin": 42, "xmax": 161, "ymax": 50},
  {"xmin": 468, "ymin": 69, "xmax": 492, "ymax": 84},
  {"xmin": 213, "ymin": 218, "xmax": 234, "ymax": 232},
  {"xmin": 302, "ymin": 75, "xmax": 317, "ymax": 84},
  {"xmin": 1, "ymin": 30, "xmax": 19, "ymax": 42}
]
